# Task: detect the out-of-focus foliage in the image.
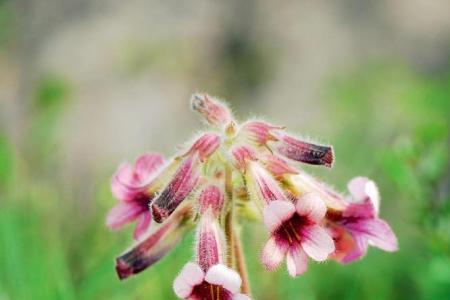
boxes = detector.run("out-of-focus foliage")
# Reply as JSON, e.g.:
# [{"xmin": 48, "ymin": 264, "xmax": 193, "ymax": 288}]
[{"xmin": 1, "ymin": 63, "xmax": 449, "ymax": 299}]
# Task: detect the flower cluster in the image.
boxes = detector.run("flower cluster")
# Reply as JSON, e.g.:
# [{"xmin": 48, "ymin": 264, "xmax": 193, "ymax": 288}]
[{"xmin": 107, "ymin": 94, "xmax": 398, "ymax": 299}]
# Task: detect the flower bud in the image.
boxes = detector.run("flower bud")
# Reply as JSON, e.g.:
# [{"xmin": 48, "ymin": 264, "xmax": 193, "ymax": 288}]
[
  {"xmin": 185, "ymin": 133, "xmax": 221, "ymax": 162},
  {"xmin": 274, "ymin": 133, "xmax": 334, "ymax": 167},
  {"xmin": 191, "ymin": 93, "xmax": 233, "ymax": 127}
]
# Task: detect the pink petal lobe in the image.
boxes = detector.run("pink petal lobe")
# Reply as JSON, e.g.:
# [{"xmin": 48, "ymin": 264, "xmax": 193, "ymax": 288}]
[
  {"xmin": 286, "ymin": 245, "xmax": 308, "ymax": 277},
  {"xmin": 263, "ymin": 200, "xmax": 295, "ymax": 232},
  {"xmin": 295, "ymin": 193, "xmax": 326, "ymax": 222},
  {"xmin": 173, "ymin": 262, "xmax": 205, "ymax": 298},
  {"xmin": 205, "ymin": 264, "xmax": 242, "ymax": 294},
  {"xmin": 341, "ymin": 235, "xmax": 369, "ymax": 264},
  {"xmin": 111, "ymin": 163, "xmax": 139, "ymax": 201},
  {"xmin": 233, "ymin": 294, "xmax": 252, "ymax": 300},
  {"xmin": 106, "ymin": 202, "xmax": 144, "ymax": 230},
  {"xmin": 134, "ymin": 153, "xmax": 164, "ymax": 180},
  {"xmin": 133, "ymin": 211, "xmax": 152, "ymax": 240},
  {"xmin": 347, "ymin": 219, "xmax": 398, "ymax": 252},
  {"xmin": 347, "ymin": 177, "xmax": 380, "ymax": 214},
  {"xmin": 261, "ymin": 236, "xmax": 288, "ymax": 271},
  {"xmin": 301, "ymin": 225, "xmax": 335, "ymax": 261}
]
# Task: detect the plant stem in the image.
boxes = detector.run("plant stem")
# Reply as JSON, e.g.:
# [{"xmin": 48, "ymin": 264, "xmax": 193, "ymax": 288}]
[
  {"xmin": 224, "ymin": 163, "xmax": 235, "ymax": 267},
  {"xmin": 233, "ymin": 228, "xmax": 252, "ymax": 296}
]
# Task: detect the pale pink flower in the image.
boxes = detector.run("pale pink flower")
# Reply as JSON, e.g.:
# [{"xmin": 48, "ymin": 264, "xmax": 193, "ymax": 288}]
[
  {"xmin": 262, "ymin": 194, "xmax": 335, "ymax": 276},
  {"xmin": 107, "ymin": 153, "xmax": 164, "ymax": 239},
  {"xmin": 327, "ymin": 177, "xmax": 398, "ymax": 263},
  {"xmin": 173, "ymin": 185, "xmax": 251, "ymax": 299},
  {"xmin": 173, "ymin": 263, "xmax": 250, "ymax": 300}
]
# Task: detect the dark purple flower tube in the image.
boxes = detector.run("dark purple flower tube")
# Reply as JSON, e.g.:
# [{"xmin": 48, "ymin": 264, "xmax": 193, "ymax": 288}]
[
  {"xmin": 275, "ymin": 133, "xmax": 334, "ymax": 167},
  {"xmin": 115, "ymin": 203, "xmax": 193, "ymax": 280}
]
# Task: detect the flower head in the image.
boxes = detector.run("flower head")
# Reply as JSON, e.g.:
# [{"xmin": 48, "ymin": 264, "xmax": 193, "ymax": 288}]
[{"xmin": 107, "ymin": 93, "xmax": 397, "ymax": 297}]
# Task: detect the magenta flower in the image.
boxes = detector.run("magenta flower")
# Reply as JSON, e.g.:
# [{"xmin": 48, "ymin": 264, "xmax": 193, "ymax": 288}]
[
  {"xmin": 107, "ymin": 153, "xmax": 164, "ymax": 239},
  {"xmin": 262, "ymin": 194, "xmax": 335, "ymax": 276},
  {"xmin": 106, "ymin": 93, "xmax": 397, "ymax": 297},
  {"xmin": 326, "ymin": 177, "xmax": 398, "ymax": 263}
]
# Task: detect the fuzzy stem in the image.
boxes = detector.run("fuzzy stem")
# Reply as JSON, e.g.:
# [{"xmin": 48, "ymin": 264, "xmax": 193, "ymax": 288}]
[
  {"xmin": 233, "ymin": 228, "xmax": 252, "ymax": 296},
  {"xmin": 224, "ymin": 163, "xmax": 235, "ymax": 267}
]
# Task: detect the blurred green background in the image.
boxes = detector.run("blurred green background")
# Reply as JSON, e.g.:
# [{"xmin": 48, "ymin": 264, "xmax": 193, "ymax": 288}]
[{"xmin": 1, "ymin": 1, "xmax": 450, "ymax": 299}]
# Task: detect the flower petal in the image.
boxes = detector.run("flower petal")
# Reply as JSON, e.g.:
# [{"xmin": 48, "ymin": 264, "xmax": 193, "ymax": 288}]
[
  {"xmin": 286, "ymin": 245, "xmax": 308, "ymax": 277},
  {"xmin": 347, "ymin": 177, "xmax": 380, "ymax": 214},
  {"xmin": 263, "ymin": 200, "xmax": 295, "ymax": 232},
  {"xmin": 346, "ymin": 219, "xmax": 398, "ymax": 252},
  {"xmin": 295, "ymin": 193, "xmax": 326, "ymax": 222},
  {"xmin": 341, "ymin": 235, "xmax": 369, "ymax": 264},
  {"xmin": 134, "ymin": 153, "xmax": 164, "ymax": 181},
  {"xmin": 261, "ymin": 236, "xmax": 289, "ymax": 271},
  {"xmin": 233, "ymin": 294, "xmax": 252, "ymax": 300},
  {"xmin": 205, "ymin": 264, "xmax": 242, "ymax": 294},
  {"xmin": 301, "ymin": 225, "xmax": 335, "ymax": 261},
  {"xmin": 173, "ymin": 262, "xmax": 205, "ymax": 298},
  {"xmin": 106, "ymin": 202, "xmax": 144, "ymax": 230},
  {"xmin": 133, "ymin": 211, "xmax": 152, "ymax": 240},
  {"xmin": 111, "ymin": 163, "xmax": 141, "ymax": 201}
]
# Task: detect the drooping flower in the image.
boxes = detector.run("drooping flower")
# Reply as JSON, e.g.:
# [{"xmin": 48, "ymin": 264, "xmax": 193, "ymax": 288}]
[
  {"xmin": 326, "ymin": 177, "xmax": 398, "ymax": 263},
  {"xmin": 261, "ymin": 194, "xmax": 335, "ymax": 276},
  {"xmin": 152, "ymin": 133, "xmax": 221, "ymax": 223},
  {"xmin": 107, "ymin": 153, "xmax": 164, "ymax": 239},
  {"xmin": 116, "ymin": 202, "xmax": 194, "ymax": 279},
  {"xmin": 173, "ymin": 185, "xmax": 251, "ymax": 300}
]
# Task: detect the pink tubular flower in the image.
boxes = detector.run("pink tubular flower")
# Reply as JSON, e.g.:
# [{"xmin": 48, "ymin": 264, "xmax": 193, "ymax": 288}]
[
  {"xmin": 230, "ymin": 145, "xmax": 257, "ymax": 171},
  {"xmin": 173, "ymin": 186, "xmax": 251, "ymax": 300},
  {"xmin": 273, "ymin": 132, "xmax": 334, "ymax": 167},
  {"xmin": 238, "ymin": 120, "xmax": 283, "ymax": 145},
  {"xmin": 107, "ymin": 153, "xmax": 164, "ymax": 239},
  {"xmin": 327, "ymin": 177, "xmax": 398, "ymax": 263},
  {"xmin": 246, "ymin": 162, "xmax": 288, "ymax": 204},
  {"xmin": 151, "ymin": 155, "xmax": 200, "ymax": 223},
  {"xmin": 262, "ymin": 194, "xmax": 335, "ymax": 276},
  {"xmin": 115, "ymin": 203, "xmax": 194, "ymax": 279},
  {"xmin": 261, "ymin": 154, "xmax": 299, "ymax": 178},
  {"xmin": 191, "ymin": 93, "xmax": 233, "ymax": 127},
  {"xmin": 152, "ymin": 133, "xmax": 221, "ymax": 223}
]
